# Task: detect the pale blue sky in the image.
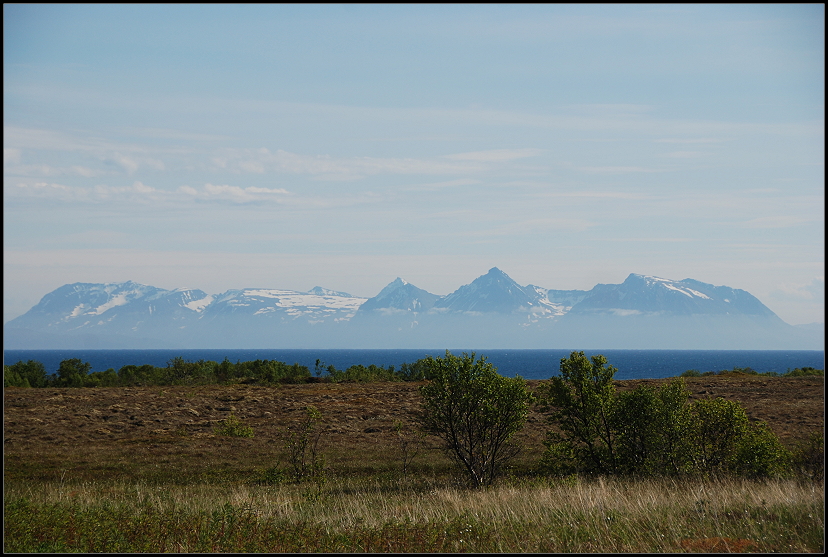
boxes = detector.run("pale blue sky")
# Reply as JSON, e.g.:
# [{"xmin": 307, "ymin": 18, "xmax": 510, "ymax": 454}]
[{"xmin": 3, "ymin": 4, "xmax": 824, "ymax": 325}]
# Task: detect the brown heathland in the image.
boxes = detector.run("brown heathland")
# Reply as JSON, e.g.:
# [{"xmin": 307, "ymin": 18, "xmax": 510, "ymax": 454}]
[{"xmin": 3, "ymin": 376, "xmax": 823, "ymax": 483}]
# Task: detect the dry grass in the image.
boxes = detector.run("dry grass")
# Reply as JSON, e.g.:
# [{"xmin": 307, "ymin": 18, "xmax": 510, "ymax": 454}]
[
  {"xmin": 5, "ymin": 475, "xmax": 823, "ymax": 552},
  {"xmin": 4, "ymin": 375, "xmax": 824, "ymax": 552}
]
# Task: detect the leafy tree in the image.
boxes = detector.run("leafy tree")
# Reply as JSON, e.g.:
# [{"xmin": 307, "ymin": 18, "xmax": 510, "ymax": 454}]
[
  {"xmin": 537, "ymin": 351, "xmax": 619, "ymax": 474},
  {"xmin": 85, "ymin": 368, "xmax": 119, "ymax": 387},
  {"xmin": 687, "ymin": 397, "xmax": 750, "ymax": 475},
  {"xmin": 611, "ymin": 379, "xmax": 695, "ymax": 476},
  {"xmin": 419, "ymin": 351, "xmax": 534, "ymax": 487},
  {"xmin": 4, "ymin": 360, "xmax": 48, "ymax": 388},
  {"xmin": 55, "ymin": 358, "xmax": 92, "ymax": 388}
]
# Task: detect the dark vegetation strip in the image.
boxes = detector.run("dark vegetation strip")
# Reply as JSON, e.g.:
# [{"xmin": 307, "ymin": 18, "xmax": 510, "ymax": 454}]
[{"xmin": 4, "ymin": 355, "xmax": 824, "ymax": 388}]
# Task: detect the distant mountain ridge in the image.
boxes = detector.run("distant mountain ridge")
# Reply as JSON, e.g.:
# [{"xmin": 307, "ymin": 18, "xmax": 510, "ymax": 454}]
[{"xmin": 4, "ymin": 269, "xmax": 822, "ymax": 350}]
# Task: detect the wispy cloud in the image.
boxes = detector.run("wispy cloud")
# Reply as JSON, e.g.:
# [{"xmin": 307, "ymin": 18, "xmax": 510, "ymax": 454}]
[
  {"xmin": 576, "ymin": 165, "xmax": 666, "ymax": 174},
  {"xmin": 7, "ymin": 180, "xmax": 163, "ymax": 203},
  {"xmin": 655, "ymin": 138, "xmax": 728, "ymax": 144},
  {"xmin": 741, "ymin": 215, "xmax": 815, "ymax": 229},
  {"xmin": 770, "ymin": 277, "xmax": 825, "ymax": 303},
  {"xmin": 209, "ymin": 147, "xmax": 507, "ymax": 180},
  {"xmin": 178, "ymin": 183, "xmax": 290, "ymax": 203},
  {"xmin": 4, "ymin": 148, "xmax": 21, "ymax": 165},
  {"xmin": 442, "ymin": 148, "xmax": 544, "ymax": 162},
  {"xmin": 660, "ymin": 150, "xmax": 709, "ymax": 159},
  {"xmin": 400, "ymin": 178, "xmax": 481, "ymax": 191}
]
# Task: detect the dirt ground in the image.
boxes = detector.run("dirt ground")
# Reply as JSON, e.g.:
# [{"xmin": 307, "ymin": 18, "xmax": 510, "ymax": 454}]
[{"xmin": 3, "ymin": 376, "xmax": 823, "ymax": 481}]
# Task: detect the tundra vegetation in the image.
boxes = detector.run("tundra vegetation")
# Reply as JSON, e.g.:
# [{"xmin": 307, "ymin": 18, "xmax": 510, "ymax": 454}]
[{"xmin": 3, "ymin": 352, "xmax": 824, "ymax": 552}]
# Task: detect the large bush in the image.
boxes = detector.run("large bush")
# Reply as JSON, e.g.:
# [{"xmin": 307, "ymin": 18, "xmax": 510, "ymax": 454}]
[
  {"xmin": 419, "ymin": 351, "xmax": 534, "ymax": 487},
  {"xmin": 538, "ymin": 351, "xmax": 791, "ymax": 479},
  {"xmin": 536, "ymin": 351, "xmax": 619, "ymax": 474}
]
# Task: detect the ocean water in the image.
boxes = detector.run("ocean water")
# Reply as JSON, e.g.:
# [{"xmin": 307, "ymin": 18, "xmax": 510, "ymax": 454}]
[{"xmin": 3, "ymin": 348, "xmax": 824, "ymax": 381}]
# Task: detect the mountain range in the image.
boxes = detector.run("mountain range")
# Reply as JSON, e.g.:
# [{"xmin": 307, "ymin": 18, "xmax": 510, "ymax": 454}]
[{"xmin": 3, "ymin": 268, "xmax": 822, "ymax": 349}]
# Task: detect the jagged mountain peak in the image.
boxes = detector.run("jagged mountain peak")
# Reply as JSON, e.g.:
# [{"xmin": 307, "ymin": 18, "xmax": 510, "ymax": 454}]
[
  {"xmin": 307, "ymin": 286, "xmax": 354, "ymax": 297},
  {"xmin": 434, "ymin": 268, "xmax": 538, "ymax": 313},
  {"xmin": 357, "ymin": 278, "xmax": 439, "ymax": 313}
]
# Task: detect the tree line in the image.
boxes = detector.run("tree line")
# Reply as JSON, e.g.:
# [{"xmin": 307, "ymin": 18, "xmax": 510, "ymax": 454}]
[{"xmin": 2, "ymin": 356, "xmax": 435, "ymax": 388}]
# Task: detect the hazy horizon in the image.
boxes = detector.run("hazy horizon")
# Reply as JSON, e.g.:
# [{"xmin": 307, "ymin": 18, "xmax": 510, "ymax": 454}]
[{"xmin": 4, "ymin": 5, "xmax": 824, "ymax": 327}]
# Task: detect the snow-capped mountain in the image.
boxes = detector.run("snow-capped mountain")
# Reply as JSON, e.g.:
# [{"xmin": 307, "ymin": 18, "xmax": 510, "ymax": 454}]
[
  {"xmin": 200, "ymin": 288, "xmax": 365, "ymax": 322},
  {"xmin": 433, "ymin": 268, "xmax": 538, "ymax": 313},
  {"xmin": 356, "ymin": 278, "xmax": 440, "ymax": 314},
  {"xmin": 568, "ymin": 274, "xmax": 782, "ymax": 319},
  {"xmin": 4, "ymin": 282, "xmax": 366, "ymax": 348},
  {"xmin": 4, "ymin": 270, "xmax": 820, "ymax": 349},
  {"xmin": 10, "ymin": 281, "xmax": 209, "ymax": 332}
]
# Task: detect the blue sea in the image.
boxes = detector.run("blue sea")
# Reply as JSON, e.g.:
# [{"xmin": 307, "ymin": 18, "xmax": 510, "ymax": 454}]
[{"xmin": 3, "ymin": 349, "xmax": 824, "ymax": 381}]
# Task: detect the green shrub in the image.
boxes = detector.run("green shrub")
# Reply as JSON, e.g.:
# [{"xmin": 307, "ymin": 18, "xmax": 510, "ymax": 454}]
[
  {"xmin": 4, "ymin": 360, "xmax": 48, "ymax": 388},
  {"xmin": 791, "ymin": 433, "xmax": 824, "ymax": 481},
  {"xmin": 419, "ymin": 351, "xmax": 534, "ymax": 487},
  {"xmin": 54, "ymin": 359, "xmax": 93, "ymax": 387},
  {"xmin": 214, "ymin": 413, "xmax": 254, "ymax": 438},
  {"xmin": 783, "ymin": 367, "xmax": 824, "ymax": 377},
  {"xmin": 283, "ymin": 406, "xmax": 325, "ymax": 482},
  {"xmin": 536, "ymin": 351, "xmax": 619, "ymax": 475},
  {"xmin": 611, "ymin": 379, "xmax": 696, "ymax": 476},
  {"xmin": 687, "ymin": 397, "xmax": 750, "ymax": 475},
  {"xmin": 539, "ymin": 354, "xmax": 791, "ymax": 479},
  {"xmin": 257, "ymin": 465, "xmax": 288, "ymax": 485},
  {"xmin": 731, "ymin": 421, "xmax": 792, "ymax": 478}
]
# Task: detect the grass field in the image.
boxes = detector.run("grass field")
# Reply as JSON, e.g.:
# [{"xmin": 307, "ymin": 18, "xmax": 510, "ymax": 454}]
[{"xmin": 4, "ymin": 375, "xmax": 824, "ymax": 552}]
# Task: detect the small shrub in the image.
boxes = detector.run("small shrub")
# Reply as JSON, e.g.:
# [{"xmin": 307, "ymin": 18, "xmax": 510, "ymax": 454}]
[
  {"xmin": 731, "ymin": 421, "xmax": 792, "ymax": 478},
  {"xmin": 784, "ymin": 367, "xmax": 824, "ymax": 377},
  {"xmin": 792, "ymin": 433, "xmax": 825, "ymax": 481},
  {"xmin": 214, "ymin": 413, "xmax": 254, "ymax": 438},
  {"xmin": 392, "ymin": 420, "xmax": 426, "ymax": 478},
  {"xmin": 284, "ymin": 406, "xmax": 326, "ymax": 482},
  {"xmin": 257, "ymin": 465, "xmax": 288, "ymax": 485}
]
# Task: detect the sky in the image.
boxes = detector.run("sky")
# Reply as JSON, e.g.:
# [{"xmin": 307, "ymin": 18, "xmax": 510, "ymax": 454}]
[{"xmin": 3, "ymin": 4, "xmax": 824, "ymax": 326}]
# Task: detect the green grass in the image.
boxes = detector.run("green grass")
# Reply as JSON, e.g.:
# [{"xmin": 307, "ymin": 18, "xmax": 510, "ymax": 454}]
[{"xmin": 5, "ymin": 475, "xmax": 823, "ymax": 552}]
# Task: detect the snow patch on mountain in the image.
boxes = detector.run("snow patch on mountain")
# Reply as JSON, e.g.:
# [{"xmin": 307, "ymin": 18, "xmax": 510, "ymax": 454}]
[{"xmin": 185, "ymin": 295, "xmax": 214, "ymax": 312}]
